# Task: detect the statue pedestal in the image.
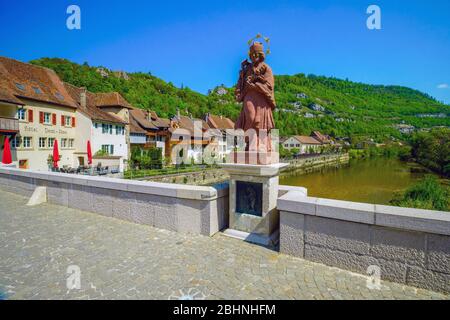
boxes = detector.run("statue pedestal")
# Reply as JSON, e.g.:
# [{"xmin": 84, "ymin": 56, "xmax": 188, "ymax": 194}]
[{"xmin": 219, "ymin": 162, "xmax": 289, "ymax": 246}]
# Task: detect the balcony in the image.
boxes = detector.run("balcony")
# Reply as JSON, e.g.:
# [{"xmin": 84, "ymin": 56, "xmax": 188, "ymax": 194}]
[{"xmin": 0, "ymin": 117, "xmax": 19, "ymax": 133}]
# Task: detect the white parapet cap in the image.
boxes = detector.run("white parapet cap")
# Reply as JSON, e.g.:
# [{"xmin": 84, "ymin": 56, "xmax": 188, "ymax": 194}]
[
  {"xmin": 0, "ymin": 167, "xmax": 222, "ymax": 201},
  {"xmin": 277, "ymin": 190, "xmax": 450, "ymax": 236}
]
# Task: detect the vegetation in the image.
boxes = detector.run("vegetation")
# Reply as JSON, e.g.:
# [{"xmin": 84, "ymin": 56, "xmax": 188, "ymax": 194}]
[
  {"xmin": 30, "ymin": 58, "xmax": 449, "ymax": 139},
  {"xmin": 390, "ymin": 176, "xmax": 449, "ymax": 211},
  {"xmin": 409, "ymin": 128, "xmax": 450, "ymax": 177},
  {"xmin": 123, "ymin": 165, "xmax": 215, "ymax": 180},
  {"xmin": 129, "ymin": 146, "xmax": 163, "ymax": 170},
  {"xmin": 348, "ymin": 144, "xmax": 411, "ymax": 160}
]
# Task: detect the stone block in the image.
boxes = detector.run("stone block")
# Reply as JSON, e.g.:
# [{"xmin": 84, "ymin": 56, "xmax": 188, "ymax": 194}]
[
  {"xmin": 305, "ymin": 215, "xmax": 371, "ymax": 255},
  {"xmin": 91, "ymin": 187, "xmax": 114, "ymax": 217},
  {"xmin": 304, "ymin": 244, "xmax": 407, "ymax": 284},
  {"xmin": 370, "ymin": 226, "xmax": 426, "ymax": 268},
  {"xmin": 176, "ymin": 199, "xmax": 204, "ymax": 234},
  {"xmin": 279, "ymin": 211, "xmax": 305, "ymax": 258},
  {"xmin": 112, "ymin": 191, "xmax": 136, "ymax": 222},
  {"xmin": 316, "ymin": 198, "xmax": 375, "ymax": 224},
  {"xmin": 375, "ymin": 205, "xmax": 450, "ymax": 236},
  {"xmin": 127, "ymin": 180, "xmax": 177, "ymax": 197},
  {"xmin": 68, "ymin": 184, "xmax": 93, "ymax": 212},
  {"xmin": 427, "ymin": 234, "xmax": 450, "ymax": 274},
  {"xmin": 86, "ymin": 176, "xmax": 128, "ymax": 191},
  {"xmin": 46, "ymin": 181, "xmax": 69, "ymax": 207},
  {"xmin": 277, "ymin": 194, "xmax": 317, "ymax": 216},
  {"xmin": 406, "ymin": 266, "xmax": 450, "ymax": 294}
]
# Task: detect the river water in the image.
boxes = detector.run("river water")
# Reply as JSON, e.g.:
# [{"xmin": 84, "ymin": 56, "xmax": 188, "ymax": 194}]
[{"xmin": 279, "ymin": 158, "xmax": 430, "ymax": 205}]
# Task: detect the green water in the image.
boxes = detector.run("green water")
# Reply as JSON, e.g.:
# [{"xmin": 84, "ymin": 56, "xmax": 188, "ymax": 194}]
[{"xmin": 279, "ymin": 158, "xmax": 430, "ymax": 205}]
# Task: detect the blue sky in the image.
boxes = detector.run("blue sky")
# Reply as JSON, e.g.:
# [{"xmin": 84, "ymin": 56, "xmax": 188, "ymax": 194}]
[{"xmin": 0, "ymin": 0, "xmax": 449, "ymax": 103}]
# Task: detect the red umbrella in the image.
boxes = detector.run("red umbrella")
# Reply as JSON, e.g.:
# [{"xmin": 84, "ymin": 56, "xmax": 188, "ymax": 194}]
[
  {"xmin": 2, "ymin": 137, "xmax": 12, "ymax": 164},
  {"xmin": 87, "ymin": 140, "xmax": 92, "ymax": 165},
  {"xmin": 52, "ymin": 139, "xmax": 60, "ymax": 168}
]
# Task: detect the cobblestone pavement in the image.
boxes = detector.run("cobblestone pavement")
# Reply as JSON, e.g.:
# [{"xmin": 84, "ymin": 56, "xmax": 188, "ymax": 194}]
[{"xmin": 0, "ymin": 191, "xmax": 448, "ymax": 300}]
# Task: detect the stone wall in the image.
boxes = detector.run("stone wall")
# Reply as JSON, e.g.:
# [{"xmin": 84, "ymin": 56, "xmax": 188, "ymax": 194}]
[
  {"xmin": 0, "ymin": 167, "xmax": 229, "ymax": 236},
  {"xmin": 278, "ymin": 191, "xmax": 450, "ymax": 294},
  {"xmin": 141, "ymin": 168, "xmax": 229, "ymax": 186},
  {"xmin": 282, "ymin": 153, "xmax": 349, "ymax": 176}
]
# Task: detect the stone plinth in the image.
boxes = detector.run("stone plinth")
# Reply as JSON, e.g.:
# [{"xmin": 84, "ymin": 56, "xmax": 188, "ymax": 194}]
[{"xmin": 220, "ymin": 162, "xmax": 288, "ymax": 246}]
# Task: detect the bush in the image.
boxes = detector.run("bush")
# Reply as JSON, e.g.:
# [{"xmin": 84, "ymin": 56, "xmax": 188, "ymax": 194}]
[{"xmin": 390, "ymin": 175, "xmax": 449, "ymax": 211}]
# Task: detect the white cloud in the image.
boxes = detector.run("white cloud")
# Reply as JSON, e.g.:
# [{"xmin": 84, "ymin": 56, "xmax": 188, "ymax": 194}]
[{"xmin": 437, "ymin": 83, "xmax": 449, "ymax": 89}]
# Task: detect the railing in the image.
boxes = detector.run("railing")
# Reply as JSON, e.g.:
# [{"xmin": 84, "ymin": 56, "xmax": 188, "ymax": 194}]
[{"xmin": 0, "ymin": 117, "xmax": 19, "ymax": 132}]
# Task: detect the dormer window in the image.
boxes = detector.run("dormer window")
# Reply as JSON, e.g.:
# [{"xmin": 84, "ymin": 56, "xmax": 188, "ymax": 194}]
[
  {"xmin": 32, "ymin": 86, "xmax": 42, "ymax": 94},
  {"xmin": 15, "ymin": 83, "xmax": 25, "ymax": 91},
  {"xmin": 55, "ymin": 92, "xmax": 64, "ymax": 100}
]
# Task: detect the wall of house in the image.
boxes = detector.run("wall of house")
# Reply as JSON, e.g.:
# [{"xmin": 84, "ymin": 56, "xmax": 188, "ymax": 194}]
[
  {"xmin": 0, "ymin": 102, "xmax": 19, "ymax": 162},
  {"xmin": 283, "ymin": 137, "xmax": 321, "ymax": 154},
  {"xmin": 73, "ymin": 111, "xmax": 91, "ymax": 167},
  {"xmin": 91, "ymin": 121, "xmax": 127, "ymax": 172},
  {"xmin": 14, "ymin": 100, "xmax": 77, "ymax": 171},
  {"xmin": 0, "ymin": 166, "xmax": 229, "ymax": 236},
  {"xmin": 278, "ymin": 191, "xmax": 450, "ymax": 294}
]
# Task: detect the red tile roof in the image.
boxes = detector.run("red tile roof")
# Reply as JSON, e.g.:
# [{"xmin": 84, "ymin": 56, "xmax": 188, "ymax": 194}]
[
  {"xmin": 64, "ymin": 83, "xmax": 127, "ymax": 124},
  {"xmin": 94, "ymin": 92, "xmax": 133, "ymax": 109},
  {"xmin": 294, "ymin": 135, "xmax": 322, "ymax": 145},
  {"xmin": 206, "ymin": 114, "xmax": 235, "ymax": 130},
  {"xmin": 129, "ymin": 109, "xmax": 158, "ymax": 130},
  {"xmin": 0, "ymin": 56, "xmax": 78, "ymax": 108}
]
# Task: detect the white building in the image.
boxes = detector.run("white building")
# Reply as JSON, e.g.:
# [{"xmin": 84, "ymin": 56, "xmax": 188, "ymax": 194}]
[{"xmin": 282, "ymin": 135, "xmax": 322, "ymax": 154}]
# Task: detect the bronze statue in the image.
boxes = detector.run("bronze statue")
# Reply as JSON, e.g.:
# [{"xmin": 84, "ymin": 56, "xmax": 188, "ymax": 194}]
[{"xmin": 235, "ymin": 41, "xmax": 276, "ymax": 153}]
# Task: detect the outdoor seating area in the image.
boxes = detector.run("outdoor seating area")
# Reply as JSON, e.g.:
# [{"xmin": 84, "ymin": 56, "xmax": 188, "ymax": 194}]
[{"xmin": 50, "ymin": 164, "xmax": 120, "ymax": 176}]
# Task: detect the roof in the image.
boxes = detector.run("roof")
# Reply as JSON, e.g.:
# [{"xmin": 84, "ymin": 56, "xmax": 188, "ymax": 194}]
[
  {"xmin": 172, "ymin": 115, "xmax": 209, "ymax": 135},
  {"xmin": 94, "ymin": 92, "xmax": 133, "ymax": 109},
  {"xmin": 129, "ymin": 114, "xmax": 147, "ymax": 134},
  {"xmin": 0, "ymin": 56, "xmax": 78, "ymax": 108},
  {"xmin": 64, "ymin": 83, "xmax": 127, "ymax": 125},
  {"xmin": 293, "ymin": 135, "xmax": 322, "ymax": 145},
  {"xmin": 129, "ymin": 109, "xmax": 158, "ymax": 130},
  {"xmin": 311, "ymin": 131, "xmax": 331, "ymax": 143},
  {"xmin": 206, "ymin": 114, "xmax": 235, "ymax": 130}
]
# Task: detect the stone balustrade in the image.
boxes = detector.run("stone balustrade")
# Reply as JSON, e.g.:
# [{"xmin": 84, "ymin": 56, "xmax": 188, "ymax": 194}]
[
  {"xmin": 0, "ymin": 166, "xmax": 229, "ymax": 236},
  {"xmin": 278, "ymin": 191, "xmax": 450, "ymax": 294}
]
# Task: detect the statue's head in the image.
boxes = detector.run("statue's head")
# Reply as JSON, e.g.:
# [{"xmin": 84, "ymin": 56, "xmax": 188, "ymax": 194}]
[{"xmin": 249, "ymin": 42, "xmax": 265, "ymax": 64}]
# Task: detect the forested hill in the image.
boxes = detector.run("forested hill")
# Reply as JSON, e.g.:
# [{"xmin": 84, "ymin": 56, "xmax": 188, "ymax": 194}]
[{"xmin": 30, "ymin": 58, "xmax": 449, "ymax": 140}]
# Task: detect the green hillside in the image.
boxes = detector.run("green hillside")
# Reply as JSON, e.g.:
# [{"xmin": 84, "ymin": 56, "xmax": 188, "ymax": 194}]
[{"xmin": 30, "ymin": 58, "xmax": 449, "ymax": 141}]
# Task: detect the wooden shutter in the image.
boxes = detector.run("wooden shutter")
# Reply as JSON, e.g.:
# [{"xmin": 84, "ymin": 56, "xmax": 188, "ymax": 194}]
[
  {"xmin": 39, "ymin": 111, "xmax": 44, "ymax": 124},
  {"xmin": 72, "ymin": 117, "xmax": 76, "ymax": 128},
  {"xmin": 61, "ymin": 115, "xmax": 65, "ymax": 126},
  {"xmin": 52, "ymin": 113, "xmax": 57, "ymax": 125},
  {"xmin": 28, "ymin": 109, "xmax": 33, "ymax": 123}
]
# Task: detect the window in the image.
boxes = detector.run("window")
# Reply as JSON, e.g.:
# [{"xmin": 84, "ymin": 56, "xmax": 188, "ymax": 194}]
[
  {"xmin": 11, "ymin": 136, "xmax": 21, "ymax": 149},
  {"xmin": 55, "ymin": 92, "xmax": 64, "ymax": 100},
  {"xmin": 101, "ymin": 144, "xmax": 114, "ymax": 155},
  {"xmin": 102, "ymin": 124, "xmax": 113, "ymax": 134},
  {"xmin": 64, "ymin": 116, "xmax": 71, "ymax": 127},
  {"xmin": 17, "ymin": 109, "xmax": 27, "ymax": 121},
  {"xmin": 23, "ymin": 137, "xmax": 32, "ymax": 149},
  {"xmin": 44, "ymin": 112, "xmax": 51, "ymax": 124},
  {"xmin": 15, "ymin": 83, "xmax": 25, "ymax": 91},
  {"xmin": 296, "ymin": 144, "xmax": 300, "ymax": 147},
  {"xmin": 61, "ymin": 138, "xmax": 67, "ymax": 148},
  {"xmin": 47, "ymin": 138, "xmax": 55, "ymax": 148},
  {"xmin": 68, "ymin": 139, "xmax": 74, "ymax": 148},
  {"xmin": 116, "ymin": 126, "xmax": 124, "ymax": 135},
  {"xmin": 94, "ymin": 122, "xmax": 98, "ymax": 129},
  {"xmin": 39, "ymin": 137, "xmax": 47, "ymax": 149},
  {"xmin": 32, "ymin": 87, "xmax": 42, "ymax": 94}
]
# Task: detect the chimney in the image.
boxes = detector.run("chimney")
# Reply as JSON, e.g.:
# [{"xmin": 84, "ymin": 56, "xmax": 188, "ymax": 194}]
[{"xmin": 80, "ymin": 87, "xmax": 87, "ymax": 109}]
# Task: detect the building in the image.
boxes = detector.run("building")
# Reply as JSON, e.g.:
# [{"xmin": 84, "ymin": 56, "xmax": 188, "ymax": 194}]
[
  {"xmin": 0, "ymin": 57, "xmax": 79, "ymax": 170},
  {"xmin": 282, "ymin": 135, "xmax": 322, "ymax": 154},
  {"xmin": 169, "ymin": 114, "xmax": 212, "ymax": 164},
  {"xmin": 204, "ymin": 113, "xmax": 235, "ymax": 161},
  {"xmin": 129, "ymin": 108, "xmax": 170, "ymax": 156},
  {"xmin": 64, "ymin": 83, "xmax": 129, "ymax": 172}
]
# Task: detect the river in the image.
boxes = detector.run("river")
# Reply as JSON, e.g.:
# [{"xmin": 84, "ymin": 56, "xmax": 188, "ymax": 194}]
[{"xmin": 279, "ymin": 157, "xmax": 431, "ymax": 205}]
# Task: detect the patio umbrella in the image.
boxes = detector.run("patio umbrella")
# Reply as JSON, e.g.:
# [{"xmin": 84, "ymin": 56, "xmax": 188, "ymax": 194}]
[
  {"xmin": 87, "ymin": 140, "xmax": 92, "ymax": 165},
  {"xmin": 2, "ymin": 137, "xmax": 12, "ymax": 165},
  {"xmin": 52, "ymin": 139, "xmax": 60, "ymax": 168}
]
